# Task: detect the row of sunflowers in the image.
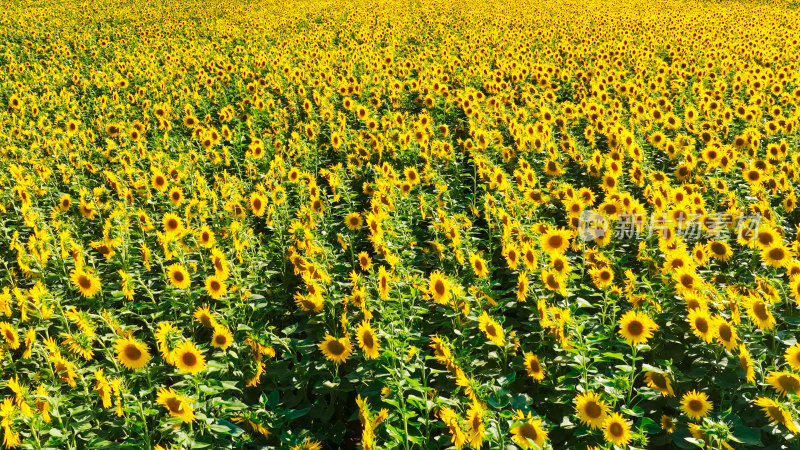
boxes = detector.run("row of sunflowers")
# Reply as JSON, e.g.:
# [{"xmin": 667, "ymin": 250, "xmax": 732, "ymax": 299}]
[{"xmin": 1, "ymin": 0, "xmax": 800, "ymax": 447}]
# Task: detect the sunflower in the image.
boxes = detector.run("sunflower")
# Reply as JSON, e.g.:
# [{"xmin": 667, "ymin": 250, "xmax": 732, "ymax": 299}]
[
  {"xmin": 790, "ymin": 277, "xmax": 800, "ymax": 305},
  {"xmin": 345, "ymin": 212, "xmax": 362, "ymax": 230},
  {"xmin": 356, "ymin": 321, "xmax": 380, "ymax": 359},
  {"xmin": 680, "ymin": 390, "xmax": 713, "ymax": 421},
  {"xmin": 523, "ymin": 353, "xmax": 545, "ymax": 381},
  {"xmin": 211, "ymin": 248, "xmax": 230, "ymax": 280},
  {"xmin": 589, "ymin": 266, "xmax": 614, "ymax": 290},
  {"xmin": 672, "ymin": 267, "xmax": 702, "ymax": 293},
  {"xmin": 249, "ymin": 191, "xmax": 267, "ymax": 217},
  {"xmin": 428, "ymin": 271, "xmax": 450, "ymax": 304},
  {"xmin": 156, "ymin": 387, "xmax": 195, "ymax": 423},
  {"xmin": 746, "ymin": 297, "xmax": 776, "ymax": 331},
  {"xmin": 762, "ymin": 244, "xmax": 792, "ymax": 268},
  {"xmin": 603, "ymin": 413, "xmax": 632, "ymax": 447},
  {"xmin": 465, "ymin": 402, "xmax": 485, "ymax": 449},
  {"xmin": 166, "ymin": 264, "xmax": 191, "ymax": 290},
  {"xmin": 644, "ymin": 371, "xmax": 674, "ymax": 396},
  {"xmin": 503, "ymin": 242, "xmax": 521, "ymax": 270},
  {"xmin": 115, "ymin": 337, "xmax": 151, "ymax": 370},
  {"xmin": 754, "ymin": 225, "xmax": 781, "ymax": 250},
  {"xmin": 211, "ymin": 326, "xmax": 233, "ymax": 350},
  {"xmin": 172, "ymin": 340, "xmax": 206, "ymax": 374},
  {"xmin": 517, "ymin": 271, "xmax": 530, "ymax": 302},
  {"xmin": 540, "ymin": 228, "xmax": 572, "ymax": 254},
  {"xmin": 295, "ymin": 292, "xmax": 324, "ymax": 312},
  {"xmin": 193, "ymin": 306, "xmax": 218, "ymax": 328},
  {"xmin": 319, "ymin": 334, "xmax": 353, "ymax": 364},
  {"xmin": 753, "ymin": 397, "xmax": 800, "ymax": 433},
  {"xmin": 766, "ymin": 371, "xmax": 800, "ymax": 397},
  {"xmin": 59, "ymin": 194, "xmax": 72, "ymax": 211},
  {"xmin": 618, "ymin": 310, "xmax": 658, "ymax": 346},
  {"xmin": 714, "ymin": 317, "xmax": 738, "ymax": 351},
  {"xmin": 0, "ymin": 323, "xmax": 20, "ymax": 350},
  {"xmin": 205, "ymin": 275, "xmax": 227, "ymax": 300},
  {"xmin": 377, "ymin": 266, "xmax": 390, "ymax": 300},
  {"xmin": 152, "ymin": 172, "xmax": 168, "ymax": 192},
  {"xmin": 509, "ymin": 416, "xmax": 548, "ymax": 449},
  {"xmin": 70, "ymin": 269, "xmax": 102, "ymax": 298},
  {"xmin": 162, "ymin": 212, "xmax": 184, "ymax": 236},
  {"xmin": 541, "ymin": 270, "xmax": 567, "ymax": 296},
  {"xmin": 739, "ymin": 344, "xmax": 756, "ymax": 383},
  {"xmin": 196, "ymin": 226, "xmax": 215, "ymax": 248},
  {"xmin": 691, "ymin": 243, "xmax": 708, "ymax": 266},
  {"xmin": 706, "ymin": 240, "xmax": 732, "ymax": 261},
  {"xmin": 168, "ymin": 186, "xmax": 184, "ymax": 206},
  {"xmin": 469, "ymin": 253, "xmax": 489, "ymax": 279},
  {"xmin": 355, "ymin": 251, "xmax": 372, "ymax": 272},
  {"xmin": 688, "ymin": 308, "xmax": 714, "ymax": 343},
  {"xmin": 478, "ymin": 312, "xmax": 505, "ymax": 346},
  {"xmin": 575, "ymin": 391, "xmax": 609, "ymax": 429},
  {"xmin": 784, "ymin": 343, "xmax": 800, "ymax": 371},
  {"xmin": 290, "ymin": 438, "xmax": 323, "ymax": 450},
  {"xmin": 660, "ymin": 415, "xmax": 676, "ymax": 434}
]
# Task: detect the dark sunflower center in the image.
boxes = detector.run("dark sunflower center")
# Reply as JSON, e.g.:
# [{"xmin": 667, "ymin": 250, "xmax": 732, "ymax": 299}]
[
  {"xmin": 627, "ymin": 320, "xmax": 644, "ymax": 336},
  {"xmin": 768, "ymin": 248, "xmax": 785, "ymax": 260},
  {"xmin": 753, "ymin": 302, "xmax": 769, "ymax": 320},
  {"xmin": 361, "ymin": 331, "xmax": 374, "ymax": 348},
  {"xmin": 779, "ymin": 375, "xmax": 799, "ymax": 393},
  {"xmin": 718, "ymin": 324, "xmax": 732, "ymax": 341},
  {"xmin": 585, "ymin": 401, "xmax": 602, "ymax": 419},
  {"xmin": 182, "ymin": 352, "xmax": 197, "ymax": 366},
  {"xmin": 78, "ymin": 275, "xmax": 92, "ymax": 290},
  {"xmin": 327, "ymin": 340, "xmax": 345, "ymax": 356},
  {"xmin": 688, "ymin": 399, "xmax": 703, "ymax": 412},
  {"xmin": 166, "ymin": 397, "xmax": 184, "ymax": 413},
  {"xmin": 519, "ymin": 423, "xmax": 538, "ymax": 440},
  {"xmin": 434, "ymin": 280, "xmax": 445, "ymax": 296},
  {"xmin": 124, "ymin": 345, "xmax": 142, "ymax": 361}
]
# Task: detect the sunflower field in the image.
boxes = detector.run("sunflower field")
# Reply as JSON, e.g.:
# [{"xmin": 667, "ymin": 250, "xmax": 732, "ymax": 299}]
[{"xmin": 2, "ymin": 0, "xmax": 800, "ymax": 448}]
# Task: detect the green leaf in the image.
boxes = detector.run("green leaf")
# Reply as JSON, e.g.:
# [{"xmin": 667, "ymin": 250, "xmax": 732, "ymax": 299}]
[
  {"xmin": 640, "ymin": 417, "xmax": 660, "ymax": 434},
  {"xmin": 732, "ymin": 425, "xmax": 762, "ymax": 447}
]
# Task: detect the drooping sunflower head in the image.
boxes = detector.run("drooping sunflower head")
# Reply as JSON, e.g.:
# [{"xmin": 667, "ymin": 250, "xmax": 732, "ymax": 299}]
[
  {"xmin": 644, "ymin": 371, "xmax": 674, "ymax": 396},
  {"xmin": 524, "ymin": 353, "xmax": 545, "ymax": 381},
  {"xmin": 428, "ymin": 271, "xmax": 450, "ymax": 304},
  {"xmin": 356, "ymin": 321, "xmax": 380, "ymax": 359}
]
